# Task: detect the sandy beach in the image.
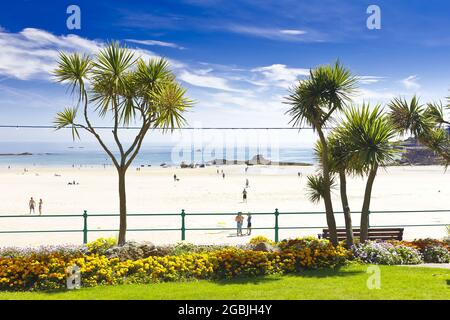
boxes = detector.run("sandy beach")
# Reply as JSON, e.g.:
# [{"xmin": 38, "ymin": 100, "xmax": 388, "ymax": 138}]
[{"xmin": 0, "ymin": 164, "xmax": 449, "ymax": 247}]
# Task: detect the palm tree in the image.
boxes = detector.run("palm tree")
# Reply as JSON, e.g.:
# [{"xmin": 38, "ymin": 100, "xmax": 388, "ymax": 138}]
[
  {"xmin": 53, "ymin": 43, "xmax": 192, "ymax": 245},
  {"xmin": 312, "ymin": 137, "xmax": 357, "ymax": 248},
  {"xmin": 339, "ymin": 104, "xmax": 398, "ymax": 242},
  {"xmin": 285, "ymin": 61, "xmax": 357, "ymax": 245},
  {"xmin": 388, "ymin": 96, "xmax": 450, "ymax": 166}
]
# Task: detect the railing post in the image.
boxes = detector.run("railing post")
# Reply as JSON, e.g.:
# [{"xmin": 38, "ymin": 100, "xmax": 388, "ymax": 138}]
[
  {"xmin": 83, "ymin": 210, "xmax": 88, "ymax": 244},
  {"xmin": 181, "ymin": 209, "xmax": 186, "ymax": 241},
  {"xmin": 274, "ymin": 208, "xmax": 279, "ymax": 243}
]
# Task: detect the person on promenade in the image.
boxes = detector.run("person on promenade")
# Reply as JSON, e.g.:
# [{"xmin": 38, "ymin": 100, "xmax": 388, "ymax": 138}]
[
  {"xmin": 242, "ymin": 188, "xmax": 247, "ymax": 203},
  {"xmin": 246, "ymin": 213, "xmax": 252, "ymax": 235},
  {"xmin": 38, "ymin": 199, "xmax": 43, "ymax": 215},
  {"xmin": 235, "ymin": 212, "xmax": 244, "ymax": 236},
  {"xmin": 29, "ymin": 197, "xmax": 35, "ymax": 214}
]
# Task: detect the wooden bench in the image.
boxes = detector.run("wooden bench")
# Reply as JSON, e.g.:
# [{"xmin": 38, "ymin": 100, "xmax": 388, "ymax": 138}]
[{"xmin": 318, "ymin": 228, "xmax": 404, "ymax": 241}]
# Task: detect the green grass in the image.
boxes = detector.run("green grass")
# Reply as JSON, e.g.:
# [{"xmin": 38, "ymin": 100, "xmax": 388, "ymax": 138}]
[{"xmin": 0, "ymin": 264, "xmax": 449, "ymax": 300}]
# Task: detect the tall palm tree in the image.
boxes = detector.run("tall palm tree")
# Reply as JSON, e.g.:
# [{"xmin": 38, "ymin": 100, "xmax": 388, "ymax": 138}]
[
  {"xmin": 339, "ymin": 104, "xmax": 398, "ymax": 242},
  {"xmin": 53, "ymin": 43, "xmax": 192, "ymax": 245},
  {"xmin": 285, "ymin": 61, "xmax": 357, "ymax": 245},
  {"xmin": 312, "ymin": 137, "xmax": 358, "ymax": 248}
]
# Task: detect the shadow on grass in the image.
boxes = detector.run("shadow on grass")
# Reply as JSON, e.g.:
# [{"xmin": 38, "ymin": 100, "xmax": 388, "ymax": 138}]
[
  {"xmin": 287, "ymin": 267, "xmax": 364, "ymax": 279},
  {"xmin": 212, "ymin": 267, "xmax": 365, "ymax": 285}
]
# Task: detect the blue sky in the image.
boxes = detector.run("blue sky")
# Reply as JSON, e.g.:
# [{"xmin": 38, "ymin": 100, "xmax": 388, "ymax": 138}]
[{"xmin": 1, "ymin": 0, "xmax": 450, "ymax": 147}]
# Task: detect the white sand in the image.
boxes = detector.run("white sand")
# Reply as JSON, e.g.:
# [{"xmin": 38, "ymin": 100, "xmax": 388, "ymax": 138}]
[{"xmin": 0, "ymin": 164, "xmax": 449, "ymax": 247}]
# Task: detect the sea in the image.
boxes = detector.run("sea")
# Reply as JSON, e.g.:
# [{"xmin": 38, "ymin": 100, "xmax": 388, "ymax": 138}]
[{"xmin": 0, "ymin": 142, "xmax": 316, "ymax": 167}]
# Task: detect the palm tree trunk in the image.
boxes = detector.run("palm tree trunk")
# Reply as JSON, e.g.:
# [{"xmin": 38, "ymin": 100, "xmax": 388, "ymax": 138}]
[
  {"xmin": 317, "ymin": 128, "xmax": 338, "ymax": 246},
  {"xmin": 339, "ymin": 170, "xmax": 353, "ymax": 248},
  {"xmin": 360, "ymin": 164, "xmax": 378, "ymax": 243},
  {"xmin": 117, "ymin": 168, "xmax": 127, "ymax": 246}
]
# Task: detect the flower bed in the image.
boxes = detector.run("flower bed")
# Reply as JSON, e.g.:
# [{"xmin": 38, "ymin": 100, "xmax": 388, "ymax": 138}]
[
  {"xmin": 0, "ymin": 237, "xmax": 348, "ymax": 291},
  {"xmin": 389, "ymin": 238, "xmax": 450, "ymax": 263},
  {"xmin": 351, "ymin": 241, "xmax": 423, "ymax": 265},
  {"xmin": 1, "ymin": 236, "xmax": 449, "ymax": 292}
]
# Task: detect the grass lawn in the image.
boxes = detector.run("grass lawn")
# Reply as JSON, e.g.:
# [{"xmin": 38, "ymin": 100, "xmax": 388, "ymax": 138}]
[{"xmin": 0, "ymin": 264, "xmax": 449, "ymax": 300}]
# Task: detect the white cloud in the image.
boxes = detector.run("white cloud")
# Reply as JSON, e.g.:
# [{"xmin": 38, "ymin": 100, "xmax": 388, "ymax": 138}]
[
  {"xmin": 401, "ymin": 75, "xmax": 420, "ymax": 90},
  {"xmin": 251, "ymin": 64, "xmax": 310, "ymax": 88},
  {"xmin": 207, "ymin": 91, "xmax": 284, "ymax": 113},
  {"xmin": 227, "ymin": 25, "xmax": 308, "ymax": 41},
  {"xmin": 0, "ymin": 28, "xmax": 103, "ymax": 80},
  {"xmin": 279, "ymin": 29, "xmax": 306, "ymax": 35},
  {"xmin": 0, "ymin": 28, "xmax": 185, "ymax": 81},
  {"xmin": 353, "ymin": 88, "xmax": 396, "ymax": 105},
  {"xmin": 178, "ymin": 70, "xmax": 245, "ymax": 92},
  {"xmin": 358, "ymin": 76, "xmax": 384, "ymax": 84},
  {"xmin": 125, "ymin": 39, "xmax": 185, "ymax": 50}
]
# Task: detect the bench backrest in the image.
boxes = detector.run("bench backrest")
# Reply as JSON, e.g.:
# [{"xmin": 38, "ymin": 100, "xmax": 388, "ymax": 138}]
[{"xmin": 321, "ymin": 228, "xmax": 404, "ymax": 241}]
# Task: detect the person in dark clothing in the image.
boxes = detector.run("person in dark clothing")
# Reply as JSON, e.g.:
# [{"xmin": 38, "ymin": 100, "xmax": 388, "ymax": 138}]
[
  {"xmin": 242, "ymin": 188, "xmax": 247, "ymax": 203},
  {"xmin": 246, "ymin": 213, "xmax": 252, "ymax": 235}
]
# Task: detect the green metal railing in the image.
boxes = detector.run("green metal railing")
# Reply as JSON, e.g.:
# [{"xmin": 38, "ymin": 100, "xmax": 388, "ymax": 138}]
[{"xmin": 0, "ymin": 209, "xmax": 449, "ymax": 244}]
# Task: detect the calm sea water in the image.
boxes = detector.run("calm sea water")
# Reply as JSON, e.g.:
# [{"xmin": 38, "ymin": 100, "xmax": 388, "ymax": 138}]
[{"xmin": 0, "ymin": 142, "xmax": 315, "ymax": 167}]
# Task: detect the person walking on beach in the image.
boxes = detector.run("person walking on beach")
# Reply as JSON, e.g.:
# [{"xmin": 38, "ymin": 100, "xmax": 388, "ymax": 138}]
[
  {"xmin": 38, "ymin": 199, "xmax": 43, "ymax": 215},
  {"xmin": 235, "ymin": 212, "xmax": 244, "ymax": 236},
  {"xmin": 29, "ymin": 197, "xmax": 35, "ymax": 214},
  {"xmin": 222, "ymin": 172, "xmax": 225, "ymax": 179},
  {"xmin": 173, "ymin": 174, "xmax": 177, "ymax": 182},
  {"xmin": 245, "ymin": 178, "xmax": 249, "ymax": 188},
  {"xmin": 242, "ymin": 188, "xmax": 247, "ymax": 203},
  {"xmin": 246, "ymin": 213, "xmax": 252, "ymax": 235}
]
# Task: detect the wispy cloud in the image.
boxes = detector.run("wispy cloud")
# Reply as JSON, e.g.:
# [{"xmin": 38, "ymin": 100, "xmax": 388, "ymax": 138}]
[
  {"xmin": 251, "ymin": 64, "xmax": 309, "ymax": 88},
  {"xmin": 206, "ymin": 91, "xmax": 284, "ymax": 113},
  {"xmin": 125, "ymin": 39, "xmax": 185, "ymax": 50},
  {"xmin": 0, "ymin": 28, "xmax": 104, "ymax": 80},
  {"xmin": 354, "ymin": 88, "xmax": 396, "ymax": 105},
  {"xmin": 358, "ymin": 76, "xmax": 385, "ymax": 85},
  {"xmin": 279, "ymin": 29, "xmax": 306, "ymax": 35},
  {"xmin": 178, "ymin": 70, "xmax": 246, "ymax": 92},
  {"xmin": 401, "ymin": 75, "xmax": 420, "ymax": 90},
  {"xmin": 226, "ymin": 25, "xmax": 311, "ymax": 41},
  {"xmin": 0, "ymin": 28, "xmax": 183, "ymax": 80}
]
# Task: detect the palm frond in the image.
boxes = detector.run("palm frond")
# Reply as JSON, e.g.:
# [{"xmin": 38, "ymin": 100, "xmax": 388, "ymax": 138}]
[
  {"xmin": 53, "ymin": 52, "xmax": 92, "ymax": 102},
  {"xmin": 284, "ymin": 61, "xmax": 358, "ymax": 130},
  {"xmin": 340, "ymin": 103, "xmax": 399, "ymax": 172},
  {"xmin": 387, "ymin": 96, "xmax": 433, "ymax": 137},
  {"xmin": 306, "ymin": 174, "xmax": 337, "ymax": 204},
  {"xmin": 152, "ymin": 81, "xmax": 193, "ymax": 132},
  {"xmin": 54, "ymin": 107, "xmax": 80, "ymax": 140},
  {"xmin": 425, "ymin": 101, "xmax": 449, "ymax": 126}
]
